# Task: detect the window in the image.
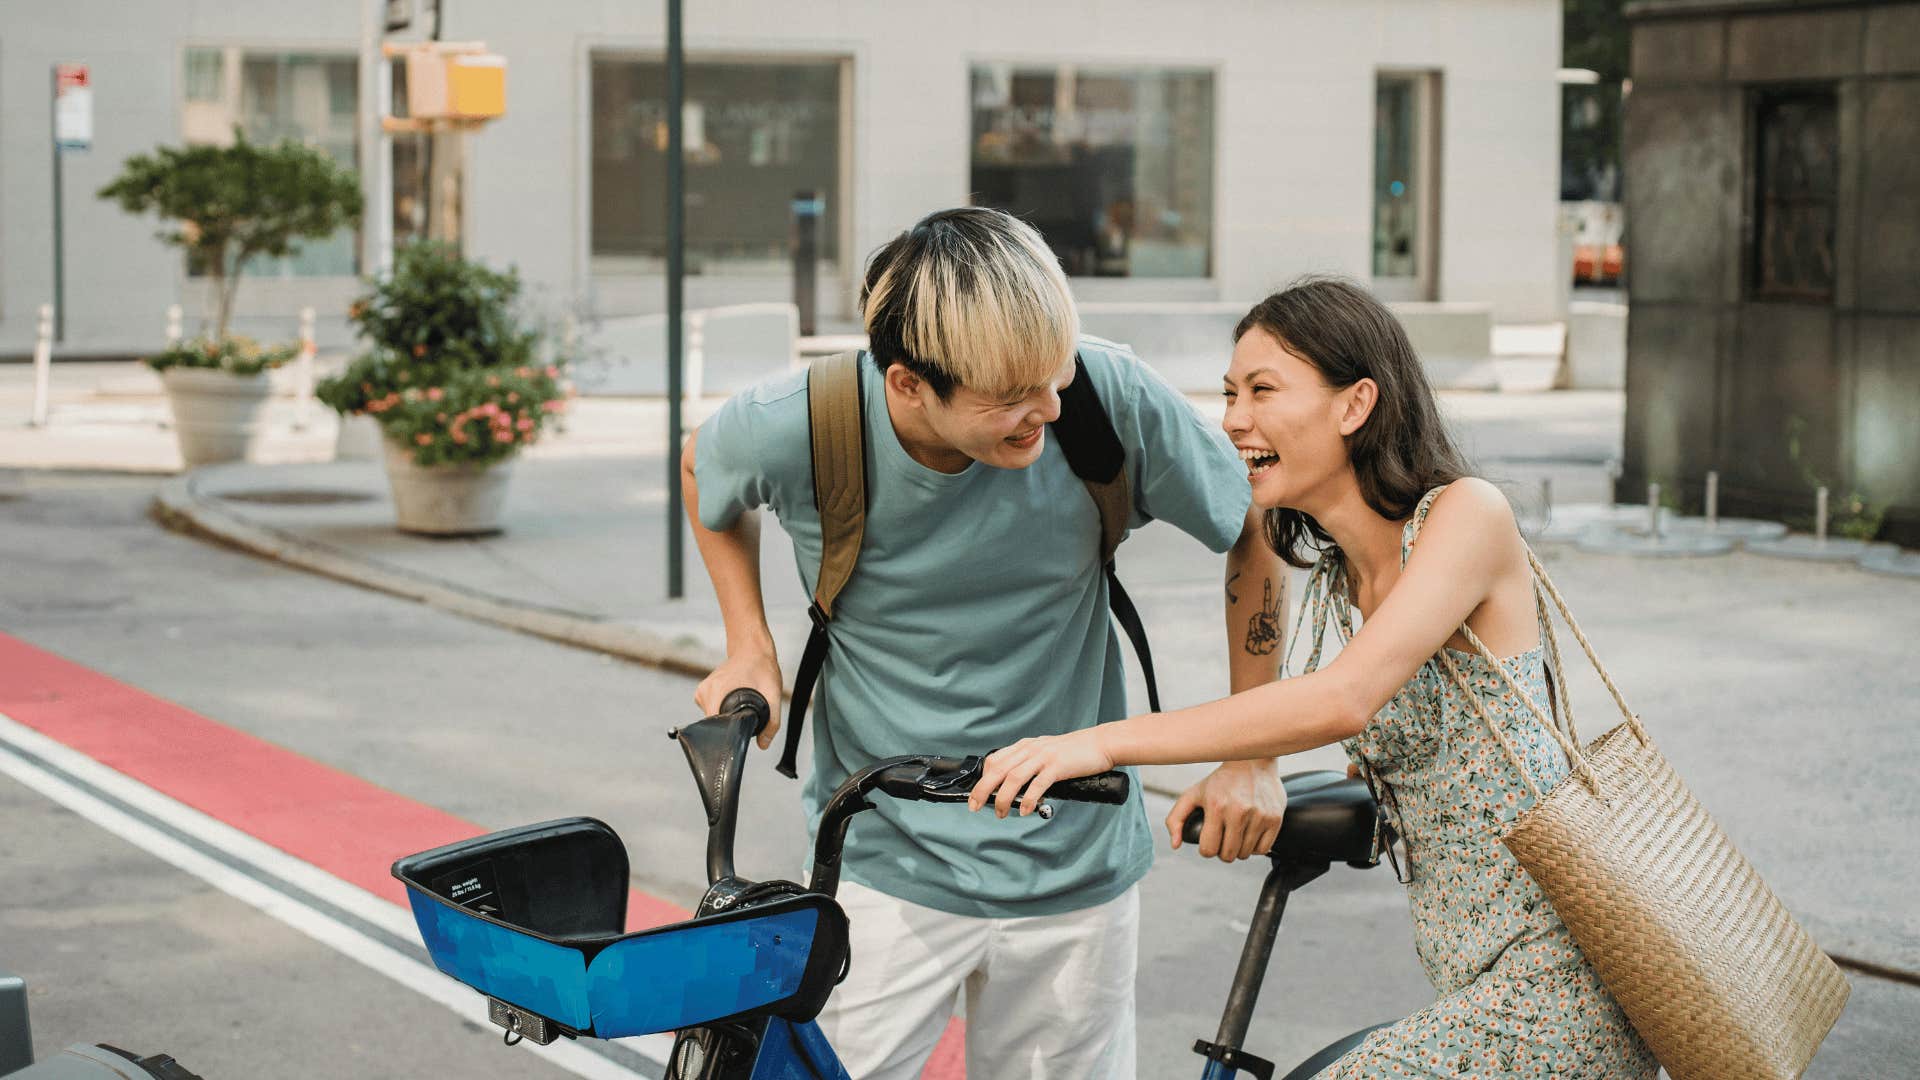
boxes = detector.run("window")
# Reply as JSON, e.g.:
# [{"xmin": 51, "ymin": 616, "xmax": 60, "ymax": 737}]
[
  {"xmin": 1750, "ymin": 88, "xmax": 1838, "ymax": 302},
  {"xmin": 591, "ymin": 56, "xmax": 843, "ymax": 272},
  {"xmin": 970, "ymin": 64, "xmax": 1213, "ymax": 279},
  {"xmin": 1373, "ymin": 72, "xmax": 1440, "ymax": 298},
  {"xmin": 181, "ymin": 47, "xmax": 360, "ymax": 277}
]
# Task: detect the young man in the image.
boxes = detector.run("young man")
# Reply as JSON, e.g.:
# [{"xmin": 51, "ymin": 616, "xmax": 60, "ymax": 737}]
[{"xmin": 681, "ymin": 207, "xmax": 1289, "ymax": 1079}]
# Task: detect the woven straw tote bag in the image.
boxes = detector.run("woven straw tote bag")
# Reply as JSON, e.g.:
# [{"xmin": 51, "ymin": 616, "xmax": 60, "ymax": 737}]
[{"xmin": 1424, "ymin": 529, "xmax": 1850, "ymax": 1080}]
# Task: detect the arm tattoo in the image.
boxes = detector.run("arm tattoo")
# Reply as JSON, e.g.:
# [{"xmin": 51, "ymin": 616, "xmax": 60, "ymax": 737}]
[
  {"xmin": 1225, "ymin": 571, "xmax": 1242, "ymax": 606},
  {"xmin": 1245, "ymin": 578, "xmax": 1282, "ymax": 655}
]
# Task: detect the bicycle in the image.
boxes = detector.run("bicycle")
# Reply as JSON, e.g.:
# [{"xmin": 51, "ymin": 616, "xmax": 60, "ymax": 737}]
[{"xmin": 394, "ymin": 690, "xmax": 1392, "ymax": 1079}]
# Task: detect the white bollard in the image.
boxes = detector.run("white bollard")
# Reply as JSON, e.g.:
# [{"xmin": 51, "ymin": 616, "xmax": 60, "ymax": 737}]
[
  {"xmin": 1647, "ymin": 482, "xmax": 1663, "ymax": 538},
  {"xmin": 1815, "ymin": 486, "xmax": 1829, "ymax": 545},
  {"xmin": 166, "ymin": 304, "xmax": 184, "ymax": 344},
  {"xmin": 685, "ymin": 310, "xmax": 707, "ymax": 409},
  {"xmin": 293, "ymin": 306, "xmax": 318, "ymax": 431},
  {"xmin": 30, "ymin": 304, "xmax": 54, "ymax": 427},
  {"xmin": 1705, "ymin": 471, "xmax": 1720, "ymax": 528}
]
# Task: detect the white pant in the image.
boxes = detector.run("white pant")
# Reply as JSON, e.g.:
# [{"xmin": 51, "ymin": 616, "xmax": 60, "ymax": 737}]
[{"xmin": 812, "ymin": 881, "xmax": 1139, "ymax": 1080}]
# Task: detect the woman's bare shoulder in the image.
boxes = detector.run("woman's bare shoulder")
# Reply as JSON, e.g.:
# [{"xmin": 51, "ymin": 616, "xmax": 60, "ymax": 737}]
[{"xmin": 1419, "ymin": 479, "xmax": 1526, "ymax": 568}]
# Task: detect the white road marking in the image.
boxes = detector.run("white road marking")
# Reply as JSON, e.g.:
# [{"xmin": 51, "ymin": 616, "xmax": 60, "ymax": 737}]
[{"xmin": 0, "ymin": 712, "xmax": 671, "ymax": 1079}]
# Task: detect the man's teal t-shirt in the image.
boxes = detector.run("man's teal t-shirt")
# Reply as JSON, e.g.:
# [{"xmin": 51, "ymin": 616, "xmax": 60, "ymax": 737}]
[{"xmin": 694, "ymin": 335, "xmax": 1251, "ymax": 918}]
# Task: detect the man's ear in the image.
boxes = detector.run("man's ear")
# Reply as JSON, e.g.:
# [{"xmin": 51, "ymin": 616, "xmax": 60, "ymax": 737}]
[
  {"xmin": 1337, "ymin": 378, "xmax": 1380, "ymax": 437},
  {"xmin": 884, "ymin": 363, "xmax": 927, "ymax": 408}
]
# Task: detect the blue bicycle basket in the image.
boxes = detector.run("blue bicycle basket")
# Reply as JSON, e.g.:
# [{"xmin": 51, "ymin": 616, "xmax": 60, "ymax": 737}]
[{"xmin": 393, "ymin": 818, "xmax": 849, "ymax": 1039}]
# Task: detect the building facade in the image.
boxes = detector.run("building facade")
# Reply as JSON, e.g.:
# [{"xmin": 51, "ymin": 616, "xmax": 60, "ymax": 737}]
[
  {"xmin": 2, "ymin": 0, "xmax": 1562, "ymax": 357},
  {"xmin": 1621, "ymin": 0, "xmax": 1920, "ymax": 544}
]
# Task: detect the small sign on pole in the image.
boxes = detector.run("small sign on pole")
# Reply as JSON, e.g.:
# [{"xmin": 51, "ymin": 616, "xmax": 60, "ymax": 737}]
[{"xmin": 54, "ymin": 64, "xmax": 92, "ymax": 150}]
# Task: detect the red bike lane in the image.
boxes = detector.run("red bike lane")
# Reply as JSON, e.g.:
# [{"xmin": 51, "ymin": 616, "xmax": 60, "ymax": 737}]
[{"xmin": 0, "ymin": 630, "xmax": 965, "ymax": 1079}]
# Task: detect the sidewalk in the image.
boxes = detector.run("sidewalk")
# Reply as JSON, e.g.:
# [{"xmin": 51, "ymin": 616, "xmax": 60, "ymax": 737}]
[{"xmin": 9, "ymin": 368, "xmax": 1920, "ymax": 980}]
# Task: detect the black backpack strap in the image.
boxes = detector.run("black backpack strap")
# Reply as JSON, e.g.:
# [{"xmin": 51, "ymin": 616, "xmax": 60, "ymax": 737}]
[
  {"xmin": 1104, "ymin": 565, "xmax": 1162, "ymax": 714},
  {"xmin": 780, "ymin": 352, "xmax": 865, "ymax": 779},
  {"xmin": 1052, "ymin": 354, "xmax": 1162, "ymax": 713}
]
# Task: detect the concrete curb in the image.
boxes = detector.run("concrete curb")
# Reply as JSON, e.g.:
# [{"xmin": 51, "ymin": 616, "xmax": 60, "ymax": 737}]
[{"xmin": 152, "ymin": 469, "xmax": 728, "ymax": 683}]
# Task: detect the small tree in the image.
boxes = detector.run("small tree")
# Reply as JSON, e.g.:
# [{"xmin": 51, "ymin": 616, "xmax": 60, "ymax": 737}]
[{"xmin": 99, "ymin": 129, "xmax": 364, "ymax": 342}]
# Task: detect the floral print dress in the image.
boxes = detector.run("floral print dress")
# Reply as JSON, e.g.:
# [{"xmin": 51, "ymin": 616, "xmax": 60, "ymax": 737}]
[{"xmin": 1293, "ymin": 488, "xmax": 1658, "ymax": 1079}]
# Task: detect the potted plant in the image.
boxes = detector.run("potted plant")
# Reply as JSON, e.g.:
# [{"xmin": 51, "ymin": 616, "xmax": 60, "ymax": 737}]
[
  {"xmin": 318, "ymin": 242, "xmax": 573, "ymax": 535},
  {"xmin": 99, "ymin": 129, "xmax": 362, "ymax": 466}
]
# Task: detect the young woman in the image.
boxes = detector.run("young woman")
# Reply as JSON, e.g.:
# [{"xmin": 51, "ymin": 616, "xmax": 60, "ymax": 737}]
[{"xmin": 968, "ymin": 278, "xmax": 1659, "ymax": 1078}]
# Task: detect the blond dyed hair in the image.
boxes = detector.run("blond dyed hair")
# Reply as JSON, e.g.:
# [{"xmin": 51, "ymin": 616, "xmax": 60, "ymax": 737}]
[{"xmin": 860, "ymin": 208, "xmax": 1078, "ymax": 400}]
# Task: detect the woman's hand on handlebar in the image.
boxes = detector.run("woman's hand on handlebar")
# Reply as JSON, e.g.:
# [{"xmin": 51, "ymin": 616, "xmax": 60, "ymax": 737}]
[
  {"xmin": 966, "ymin": 729, "xmax": 1116, "ymax": 818},
  {"xmin": 694, "ymin": 648, "xmax": 784, "ymax": 750}
]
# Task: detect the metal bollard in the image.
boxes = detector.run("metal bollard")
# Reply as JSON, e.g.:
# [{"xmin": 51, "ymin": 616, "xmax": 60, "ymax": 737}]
[
  {"xmin": 1, "ymin": 968, "xmax": 32, "ymax": 1073},
  {"xmin": 165, "ymin": 304, "xmax": 183, "ymax": 344},
  {"xmin": 30, "ymin": 304, "xmax": 54, "ymax": 428},
  {"xmin": 1705, "ymin": 470, "xmax": 1720, "ymax": 529},
  {"xmin": 1647, "ymin": 482, "xmax": 1663, "ymax": 539},
  {"xmin": 1815, "ymin": 486, "xmax": 1829, "ymax": 545}
]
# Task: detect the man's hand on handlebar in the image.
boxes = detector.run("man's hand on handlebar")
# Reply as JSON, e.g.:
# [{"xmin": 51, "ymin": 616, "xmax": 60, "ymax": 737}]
[
  {"xmin": 966, "ymin": 729, "xmax": 1116, "ymax": 818},
  {"xmin": 1165, "ymin": 759, "xmax": 1287, "ymax": 863},
  {"xmin": 694, "ymin": 648, "xmax": 784, "ymax": 750}
]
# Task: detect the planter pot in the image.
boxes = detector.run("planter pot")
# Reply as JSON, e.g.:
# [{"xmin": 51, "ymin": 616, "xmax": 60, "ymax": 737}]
[
  {"xmin": 160, "ymin": 367, "xmax": 275, "ymax": 466},
  {"xmin": 381, "ymin": 439, "xmax": 516, "ymax": 536}
]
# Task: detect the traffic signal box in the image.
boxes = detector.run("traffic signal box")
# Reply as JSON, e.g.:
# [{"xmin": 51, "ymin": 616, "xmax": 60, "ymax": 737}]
[{"xmin": 384, "ymin": 42, "xmax": 506, "ymax": 130}]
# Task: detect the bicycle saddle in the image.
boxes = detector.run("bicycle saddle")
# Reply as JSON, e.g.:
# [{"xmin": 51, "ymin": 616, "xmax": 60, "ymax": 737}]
[{"xmin": 1269, "ymin": 771, "xmax": 1377, "ymax": 867}]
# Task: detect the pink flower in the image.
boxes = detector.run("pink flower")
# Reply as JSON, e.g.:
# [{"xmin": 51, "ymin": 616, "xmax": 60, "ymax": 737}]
[
  {"xmin": 541, "ymin": 399, "xmax": 567, "ymax": 413},
  {"xmin": 506, "ymin": 392, "xmax": 519, "ymax": 404},
  {"xmin": 415, "ymin": 433, "xmax": 432, "ymax": 446},
  {"xmin": 486, "ymin": 374, "xmax": 500, "ymax": 388},
  {"xmin": 426, "ymin": 387, "xmax": 444, "ymax": 402},
  {"xmin": 545, "ymin": 365, "xmax": 560, "ymax": 378},
  {"xmin": 516, "ymin": 367, "xmax": 533, "ymax": 378},
  {"xmin": 498, "ymin": 429, "xmax": 515, "ymax": 444},
  {"xmin": 516, "ymin": 417, "xmax": 534, "ymax": 432}
]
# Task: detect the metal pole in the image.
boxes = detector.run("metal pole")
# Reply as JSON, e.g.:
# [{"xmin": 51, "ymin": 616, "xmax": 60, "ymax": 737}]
[
  {"xmin": 50, "ymin": 67, "xmax": 65, "ymax": 344},
  {"xmin": 792, "ymin": 190, "xmax": 820, "ymax": 337},
  {"xmin": 1647, "ymin": 482, "xmax": 1662, "ymax": 539},
  {"xmin": 1705, "ymin": 470, "xmax": 1720, "ymax": 528},
  {"xmin": 359, "ymin": 0, "xmax": 394, "ymax": 278},
  {"xmin": 1815, "ymin": 486, "xmax": 1830, "ymax": 546},
  {"xmin": 665, "ymin": 0, "xmax": 686, "ymax": 600}
]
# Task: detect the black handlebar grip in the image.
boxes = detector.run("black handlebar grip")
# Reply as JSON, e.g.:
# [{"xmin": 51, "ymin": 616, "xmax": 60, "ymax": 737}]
[
  {"xmin": 719, "ymin": 688, "xmax": 772, "ymax": 737},
  {"xmin": 1182, "ymin": 809, "xmax": 1206, "ymax": 846},
  {"xmin": 1047, "ymin": 771, "xmax": 1131, "ymax": 805}
]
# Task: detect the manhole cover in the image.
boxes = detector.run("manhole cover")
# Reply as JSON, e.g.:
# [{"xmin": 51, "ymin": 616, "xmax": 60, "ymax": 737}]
[{"xmin": 217, "ymin": 489, "xmax": 375, "ymax": 506}]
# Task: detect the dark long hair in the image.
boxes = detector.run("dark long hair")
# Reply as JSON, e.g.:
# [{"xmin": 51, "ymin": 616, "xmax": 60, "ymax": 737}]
[{"xmin": 1234, "ymin": 277, "xmax": 1473, "ymax": 568}]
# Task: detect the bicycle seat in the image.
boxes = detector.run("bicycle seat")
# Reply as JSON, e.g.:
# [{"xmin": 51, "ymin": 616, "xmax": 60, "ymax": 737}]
[{"xmin": 1269, "ymin": 771, "xmax": 1377, "ymax": 867}]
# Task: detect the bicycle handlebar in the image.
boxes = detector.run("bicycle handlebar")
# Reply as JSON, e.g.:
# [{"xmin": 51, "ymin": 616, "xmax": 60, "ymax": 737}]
[
  {"xmin": 808, "ymin": 755, "xmax": 1131, "ymax": 896},
  {"xmin": 717, "ymin": 687, "xmax": 771, "ymax": 736}
]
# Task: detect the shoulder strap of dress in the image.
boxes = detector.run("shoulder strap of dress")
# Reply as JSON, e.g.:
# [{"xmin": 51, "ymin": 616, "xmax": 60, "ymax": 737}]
[{"xmin": 1399, "ymin": 485, "xmax": 1451, "ymax": 569}]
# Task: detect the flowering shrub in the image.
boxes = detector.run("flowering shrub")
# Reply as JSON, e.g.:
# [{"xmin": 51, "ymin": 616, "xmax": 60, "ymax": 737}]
[
  {"xmin": 343, "ymin": 363, "xmax": 571, "ymax": 468},
  {"xmin": 146, "ymin": 335, "xmax": 300, "ymax": 376},
  {"xmin": 318, "ymin": 241, "xmax": 573, "ymax": 467}
]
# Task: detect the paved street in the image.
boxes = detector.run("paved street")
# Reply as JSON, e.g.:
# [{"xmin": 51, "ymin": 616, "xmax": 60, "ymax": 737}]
[{"xmin": 3, "ymin": 473, "xmax": 1914, "ymax": 1079}]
